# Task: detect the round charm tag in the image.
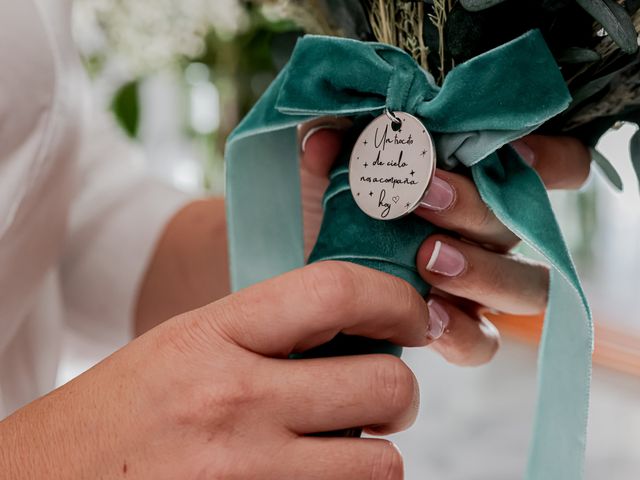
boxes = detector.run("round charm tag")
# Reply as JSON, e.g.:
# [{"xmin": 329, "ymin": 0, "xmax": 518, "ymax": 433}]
[{"xmin": 349, "ymin": 111, "xmax": 436, "ymax": 221}]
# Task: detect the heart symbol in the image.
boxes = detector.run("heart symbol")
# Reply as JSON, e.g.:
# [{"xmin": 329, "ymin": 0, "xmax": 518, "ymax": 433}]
[{"xmin": 392, "ymin": 196, "xmax": 400, "ymax": 204}]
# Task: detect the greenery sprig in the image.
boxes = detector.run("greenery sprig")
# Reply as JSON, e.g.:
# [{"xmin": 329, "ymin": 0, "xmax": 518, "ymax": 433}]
[{"xmin": 267, "ymin": 0, "xmax": 640, "ymax": 138}]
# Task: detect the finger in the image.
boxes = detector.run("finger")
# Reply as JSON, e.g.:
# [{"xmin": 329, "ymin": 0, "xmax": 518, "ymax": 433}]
[
  {"xmin": 426, "ymin": 295, "xmax": 500, "ymax": 366},
  {"xmin": 298, "ymin": 119, "xmax": 349, "ymax": 259},
  {"xmin": 298, "ymin": 117, "xmax": 351, "ymax": 177},
  {"xmin": 417, "ymin": 235, "xmax": 549, "ymax": 315},
  {"xmin": 273, "ymin": 438, "xmax": 403, "ymax": 480},
  {"xmin": 205, "ymin": 261, "xmax": 430, "ymax": 357},
  {"xmin": 271, "ymin": 354, "xmax": 418, "ymax": 435},
  {"xmin": 414, "ymin": 169, "xmax": 519, "ymax": 252},
  {"xmin": 511, "ymin": 135, "xmax": 591, "ymax": 190},
  {"xmin": 301, "ymin": 156, "xmax": 330, "ymax": 260}
]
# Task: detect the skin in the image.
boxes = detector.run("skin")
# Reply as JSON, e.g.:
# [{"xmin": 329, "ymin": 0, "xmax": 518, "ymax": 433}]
[
  {"xmin": 300, "ymin": 124, "xmax": 591, "ymax": 364},
  {"xmin": 0, "ymin": 129, "xmax": 591, "ymax": 478},
  {"xmin": 1, "ymin": 263, "xmax": 428, "ymax": 479}
]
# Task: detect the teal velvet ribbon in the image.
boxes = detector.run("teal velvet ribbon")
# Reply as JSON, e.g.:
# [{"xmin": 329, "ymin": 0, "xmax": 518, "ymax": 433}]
[{"xmin": 226, "ymin": 30, "xmax": 592, "ymax": 479}]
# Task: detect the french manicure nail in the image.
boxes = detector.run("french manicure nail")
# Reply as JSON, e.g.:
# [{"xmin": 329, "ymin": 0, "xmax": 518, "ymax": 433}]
[
  {"xmin": 419, "ymin": 175, "xmax": 455, "ymax": 211},
  {"xmin": 425, "ymin": 240, "xmax": 466, "ymax": 277},
  {"xmin": 427, "ymin": 298, "xmax": 449, "ymax": 340},
  {"xmin": 301, "ymin": 125, "xmax": 339, "ymax": 153},
  {"xmin": 511, "ymin": 139, "xmax": 536, "ymax": 166}
]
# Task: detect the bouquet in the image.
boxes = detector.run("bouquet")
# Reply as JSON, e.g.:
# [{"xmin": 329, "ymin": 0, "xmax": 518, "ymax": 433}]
[{"xmin": 225, "ymin": 1, "xmax": 640, "ymax": 477}]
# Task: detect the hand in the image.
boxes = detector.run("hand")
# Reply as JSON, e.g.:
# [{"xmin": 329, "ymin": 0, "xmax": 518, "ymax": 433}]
[
  {"xmin": 300, "ymin": 122, "xmax": 591, "ymax": 366},
  {"xmin": 1, "ymin": 262, "xmax": 430, "ymax": 479}
]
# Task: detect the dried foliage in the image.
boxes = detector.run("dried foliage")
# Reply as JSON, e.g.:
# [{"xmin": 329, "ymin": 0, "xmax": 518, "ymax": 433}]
[
  {"xmin": 266, "ymin": 0, "xmax": 640, "ymax": 149},
  {"xmin": 365, "ymin": 0, "xmax": 431, "ymax": 71}
]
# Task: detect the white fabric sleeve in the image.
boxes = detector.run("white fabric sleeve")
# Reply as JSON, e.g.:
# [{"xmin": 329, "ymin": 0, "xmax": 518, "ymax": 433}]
[{"xmin": 60, "ymin": 98, "xmax": 191, "ymax": 349}]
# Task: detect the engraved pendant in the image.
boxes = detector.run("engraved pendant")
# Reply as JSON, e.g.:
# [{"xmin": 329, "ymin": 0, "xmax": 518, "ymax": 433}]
[{"xmin": 349, "ymin": 111, "xmax": 436, "ymax": 221}]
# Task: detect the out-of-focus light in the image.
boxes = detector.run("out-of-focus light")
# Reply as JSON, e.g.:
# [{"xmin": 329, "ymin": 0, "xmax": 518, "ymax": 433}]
[
  {"xmin": 190, "ymin": 81, "xmax": 220, "ymax": 134},
  {"xmin": 171, "ymin": 158, "xmax": 203, "ymax": 192},
  {"xmin": 185, "ymin": 62, "xmax": 210, "ymax": 85},
  {"xmin": 73, "ymin": 0, "xmax": 249, "ymax": 76}
]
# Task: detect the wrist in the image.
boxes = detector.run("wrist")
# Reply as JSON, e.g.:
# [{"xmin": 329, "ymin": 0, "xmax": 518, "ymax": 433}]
[{"xmin": 0, "ymin": 335, "xmax": 167, "ymax": 479}]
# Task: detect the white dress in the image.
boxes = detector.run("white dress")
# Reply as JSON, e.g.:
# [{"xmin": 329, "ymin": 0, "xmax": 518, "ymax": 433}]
[{"xmin": 0, "ymin": 0, "xmax": 189, "ymax": 417}]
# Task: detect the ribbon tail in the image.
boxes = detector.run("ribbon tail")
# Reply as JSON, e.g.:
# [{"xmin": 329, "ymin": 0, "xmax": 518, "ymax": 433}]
[
  {"xmin": 226, "ymin": 69, "xmax": 311, "ymax": 291},
  {"xmin": 472, "ymin": 148, "xmax": 593, "ymax": 480}
]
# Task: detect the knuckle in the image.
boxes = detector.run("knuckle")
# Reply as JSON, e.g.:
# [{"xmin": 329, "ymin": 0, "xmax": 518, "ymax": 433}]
[
  {"xmin": 390, "ymin": 275, "xmax": 423, "ymax": 312},
  {"xmin": 370, "ymin": 441, "xmax": 404, "ymax": 480},
  {"xmin": 447, "ymin": 176, "xmax": 493, "ymax": 231},
  {"xmin": 373, "ymin": 357, "xmax": 418, "ymax": 416},
  {"xmin": 176, "ymin": 368, "xmax": 262, "ymax": 429},
  {"xmin": 480, "ymin": 255, "xmax": 505, "ymax": 290},
  {"xmin": 211, "ymin": 376, "xmax": 261, "ymax": 414},
  {"xmin": 460, "ymin": 332, "xmax": 500, "ymax": 367},
  {"xmin": 300, "ymin": 261, "xmax": 359, "ymax": 313},
  {"xmin": 160, "ymin": 307, "xmax": 228, "ymax": 358},
  {"xmin": 441, "ymin": 317, "xmax": 501, "ymax": 367},
  {"xmin": 457, "ymin": 252, "xmax": 503, "ymax": 298},
  {"xmin": 564, "ymin": 138, "xmax": 591, "ymax": 183},
  {"xmin": 452, "ymin": 339, "xmax": 485, "ymax": 366},
  {"xmin": 440, "ymin": 330, "xmax": 482, "ymax": 366},
  {"xmin": 485, "ymin": 335, "xmax": 500, "ymax": 363},
  {"xmin": 216, "ymin": 295, "xmax": 257, "ymax": 345},
  {"xmin": 470, "ymin": 202, "xmax": 495, "ymax": 232},
  {"xmin": 479, "ymin": 319, "xmax": 501, "ymax": 364}
]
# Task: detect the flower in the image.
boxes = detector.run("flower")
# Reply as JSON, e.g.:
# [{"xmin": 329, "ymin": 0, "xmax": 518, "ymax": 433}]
[{"xmin": 73, "ymin": 0, "xmax": 249, "ymax": 75}]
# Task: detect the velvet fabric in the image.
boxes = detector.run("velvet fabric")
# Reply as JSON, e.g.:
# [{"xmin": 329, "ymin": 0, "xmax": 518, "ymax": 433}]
[
  {"xmin": 225, "ymin": 30, "xmax": 592, "ymax": 479},
  {"xmin": 308, "ymin": 117, "xmax": 437, "ymax": 297}
]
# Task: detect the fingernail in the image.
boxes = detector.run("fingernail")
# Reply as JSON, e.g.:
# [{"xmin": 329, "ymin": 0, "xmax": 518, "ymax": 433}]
[
  {"xmin": 511, "ymin": 139, "xmax": 536, "ymax": 166},
  {"xmin": 427, "ymin": 298, "xmax": 449, "ymax": 340},
  {"xmin": 301, "ymin": 125, "xmax": 339, "ymax": 153},
  {"xmin": 419, "ymin": 175, "xmax": 455, "ymax": 211},
  {"xmin": 425, "ymin": 240, "xmax": 466, "ymax": 277}
]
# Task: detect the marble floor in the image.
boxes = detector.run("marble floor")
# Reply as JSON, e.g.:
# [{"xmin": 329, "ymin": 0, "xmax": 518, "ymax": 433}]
[{"xmin": 390, "ymin": 340, "xmax": 640, "ymax": 480}]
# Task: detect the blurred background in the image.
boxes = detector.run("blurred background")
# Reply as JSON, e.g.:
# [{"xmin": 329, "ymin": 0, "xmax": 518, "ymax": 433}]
[{"xmin": 60, "ymin": 1, "xmax": 640, "ymax": 478}]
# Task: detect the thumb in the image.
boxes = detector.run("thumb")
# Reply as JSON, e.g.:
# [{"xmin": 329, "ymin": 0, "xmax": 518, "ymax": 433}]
[{"xmin": 197, "ymin": 261, "xmax": 429, "ymax": 358}]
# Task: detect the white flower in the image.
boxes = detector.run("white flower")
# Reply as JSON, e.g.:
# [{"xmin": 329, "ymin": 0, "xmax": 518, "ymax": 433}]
[{"xmin": 73, "ymin": 0, "xmax": 249, "ymax": 75}]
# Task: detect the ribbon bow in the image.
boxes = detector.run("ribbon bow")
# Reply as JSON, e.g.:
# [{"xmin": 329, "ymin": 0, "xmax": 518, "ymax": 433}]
[
  {"xmin": 274, "ymin": 31, "xmax": 571, "ymax": 168},
  {"xmin": 226, "ymin": 30, "xmax": 592, "ymax": 480}
]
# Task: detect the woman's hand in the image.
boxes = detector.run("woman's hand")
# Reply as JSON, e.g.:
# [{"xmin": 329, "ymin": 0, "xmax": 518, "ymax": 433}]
[
  {"xmin": 1, "ymin": 262, "xmax": 431, "ymax": 480},
  {"xmin": 300, "ymin": 122, "xmax": 591, "ymax": 366},
  {"xmin": 413, "ymin": 135, "xmax": 590, "ymax": 365}
]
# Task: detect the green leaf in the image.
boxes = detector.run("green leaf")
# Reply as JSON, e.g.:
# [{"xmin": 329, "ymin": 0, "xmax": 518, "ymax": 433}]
[
  {"xmin": 460, "ymin": 0, "xmax": 509, "ymax": 11},
  {"xmin": 111, "ymin": 81, "xmax": 140, "ymax": 138},
  {"xmin": 557, "ymin": 47, "xmax": 601, "ymax": 63},
  {"xmin": 565, "ymin": 61, "xmax": 630, "ymax": 114},
  {"xmin": 576, "ymin": 0, "xmax": 638, "ymax": 54},
  {"xmin": 628, "ymin": 126, "xmax": 640, "ymax": 190},
  {"xmin": 590, "ymin": 146, "xmax": 624, "ymax": 191}
]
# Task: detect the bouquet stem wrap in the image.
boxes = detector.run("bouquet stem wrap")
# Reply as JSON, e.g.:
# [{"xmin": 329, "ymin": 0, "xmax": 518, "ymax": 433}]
[
  {"xmin": 302, "ymin": 118, "xmax": 436, "ymax": 359},
  {"xmin": 225, "ymin": 30, "xmax": 592, "ymax": 479}
]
